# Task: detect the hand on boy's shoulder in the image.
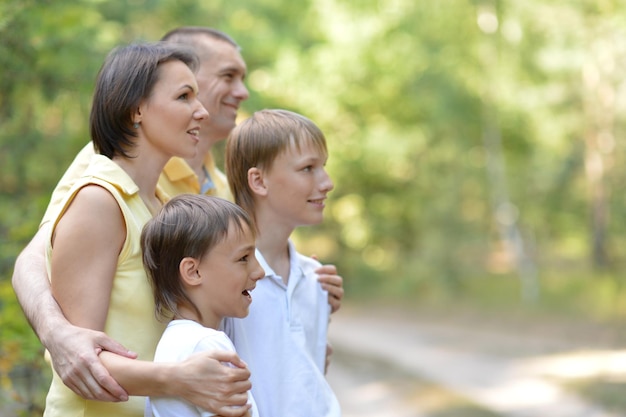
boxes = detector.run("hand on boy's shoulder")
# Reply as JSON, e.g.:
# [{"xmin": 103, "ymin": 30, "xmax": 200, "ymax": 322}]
[{"xmin": 311, "ymin": 255, "xmax": 344, "ymax": 314}]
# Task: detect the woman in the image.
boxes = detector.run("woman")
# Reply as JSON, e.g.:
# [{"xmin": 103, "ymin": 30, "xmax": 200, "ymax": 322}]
[{"xmin": 44, "ymin": 42, "xmax": 208, "ymax": 417}]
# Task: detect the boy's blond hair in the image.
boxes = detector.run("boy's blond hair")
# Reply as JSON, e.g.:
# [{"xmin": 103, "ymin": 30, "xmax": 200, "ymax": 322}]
[{"xmin": 225, "ymin": 109, "xmax": 328, "ymax": 224}]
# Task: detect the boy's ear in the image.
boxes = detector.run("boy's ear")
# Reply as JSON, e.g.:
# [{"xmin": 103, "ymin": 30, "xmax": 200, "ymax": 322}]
[
  {"xmin": 248, "ymin": 167, "xmax": 268, "ymax": 196},
  {"xmin": 179, "ymin": 257, "xmax": 202, "ymax": 287}
]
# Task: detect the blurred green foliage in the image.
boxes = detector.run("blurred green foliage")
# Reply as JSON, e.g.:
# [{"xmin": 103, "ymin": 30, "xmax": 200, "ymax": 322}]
[{"xmin": 2, "ymin": 0, "xmax": 626, "ymax": 414}]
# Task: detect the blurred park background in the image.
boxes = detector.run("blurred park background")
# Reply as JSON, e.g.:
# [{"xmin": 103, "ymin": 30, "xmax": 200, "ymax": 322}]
[{"xmin": 3, "ymin": 0, "xmax": 626, "ymax": 415}]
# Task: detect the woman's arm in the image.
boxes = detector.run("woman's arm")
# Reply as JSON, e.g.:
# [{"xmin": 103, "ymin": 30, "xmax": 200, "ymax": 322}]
[
  {"xmin": 12, "ymin": 221, "xmax": 133, "ymax": 401},
  {"xmin": 50, "ymin": 185, "xmax": 124, "ymax": 330},
  {"xmin": 100, "ymin": 351, "xmax": 252, "ymax": 417},
  {"xmin": 11, "ymin": 142, "xmax": 132, "ymax": 400}
]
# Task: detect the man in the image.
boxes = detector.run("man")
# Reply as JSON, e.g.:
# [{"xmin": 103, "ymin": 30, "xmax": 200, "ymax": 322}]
[{"xmin": 11, "ymin": 27, "xmax": 344, "ymax": 416}]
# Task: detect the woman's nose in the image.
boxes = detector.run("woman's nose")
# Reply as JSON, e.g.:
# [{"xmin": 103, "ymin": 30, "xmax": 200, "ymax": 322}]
[{"xmin": 195, "ymin": 101, "xmax": 209, "ymax": 120}]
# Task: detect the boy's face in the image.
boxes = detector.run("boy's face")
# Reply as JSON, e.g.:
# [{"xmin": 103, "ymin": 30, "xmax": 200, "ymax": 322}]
[
  {"xmin": 261, "ymin": 141, "xmax": 334, "ymax": 228},
  {"xmin": 196, "ymin": 221, "xmax": 264, "ymax": 322}
]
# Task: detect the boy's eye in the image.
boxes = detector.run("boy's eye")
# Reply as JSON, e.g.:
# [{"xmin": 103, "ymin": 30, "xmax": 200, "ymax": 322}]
[
  {"xmin": 178, "ymin": 92, "xmax": 189, "ymax": 100},
  {"xmin": 239, "ymin": 254, "xmax": 249, "ymax": 262}
]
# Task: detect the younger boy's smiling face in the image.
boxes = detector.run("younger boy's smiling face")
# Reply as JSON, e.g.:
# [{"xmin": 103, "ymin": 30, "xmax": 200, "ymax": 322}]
[
  {"xmin": 195, "ymin": 220, "xmax": 264, "ymax": 328},
  {"xmin": 261, "ymin": 140, "xmax": 334, "ymax": 229}
]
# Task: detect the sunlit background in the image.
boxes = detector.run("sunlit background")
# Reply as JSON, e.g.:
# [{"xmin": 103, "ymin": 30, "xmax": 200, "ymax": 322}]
[{"xmin": 2, "ymin": 0, "xmax": 626, "ymax": 415}]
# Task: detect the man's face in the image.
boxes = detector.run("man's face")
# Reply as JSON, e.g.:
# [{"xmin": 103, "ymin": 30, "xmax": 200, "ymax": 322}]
[{"xmin": 195, "ymin": 38, "xmax": 249, "ymax": 144}]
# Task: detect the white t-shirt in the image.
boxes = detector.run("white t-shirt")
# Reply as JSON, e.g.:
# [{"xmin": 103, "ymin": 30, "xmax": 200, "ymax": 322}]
[
  {"xmin": 223, "ymin": 242, "xmax": 340, "ymax": 417},
  {"xmin": 148, "ymin": 320, "xmax": 258, "ymax": 417}
]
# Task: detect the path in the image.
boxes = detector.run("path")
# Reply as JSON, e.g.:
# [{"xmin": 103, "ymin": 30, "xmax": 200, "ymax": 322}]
[{"xmin": 327, "ymin": 305, "xmax": 626, "ymax": 417}]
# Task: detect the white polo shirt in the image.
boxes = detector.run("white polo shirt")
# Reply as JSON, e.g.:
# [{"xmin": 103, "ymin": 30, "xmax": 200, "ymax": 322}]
[{"xmin": 223, "ymin": 242, "xmax": 340, "ymax": 417}]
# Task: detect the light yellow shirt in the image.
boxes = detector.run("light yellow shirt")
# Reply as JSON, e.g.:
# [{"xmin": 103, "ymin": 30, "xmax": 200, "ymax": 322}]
[
  {"xmin": 159, "ymin": 152, "xmax": 232, "ymax": 201},
  {"xmin": 44, "ymin": 155, "xmax": 167, "ymax": 417}
]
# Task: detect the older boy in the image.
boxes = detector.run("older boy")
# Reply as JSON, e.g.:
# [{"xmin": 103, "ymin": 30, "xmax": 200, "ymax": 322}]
[{"xmin": 224, "ymin": 109, "xmax": 341, "ymax": 416}]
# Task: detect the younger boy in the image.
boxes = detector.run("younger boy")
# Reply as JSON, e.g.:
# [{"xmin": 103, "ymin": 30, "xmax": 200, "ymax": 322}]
[
  {"xmin": 224, "ymin": 109, "xmax": 341, "ymax": 416},
  {"xmin": 141, "ymin": 194, "xmax": 264, "ymax": 417}
]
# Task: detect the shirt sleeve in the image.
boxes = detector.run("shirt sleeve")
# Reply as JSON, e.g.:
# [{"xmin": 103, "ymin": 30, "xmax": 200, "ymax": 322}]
[{"xmin": 40, "ymin": 142, "xmax": 95, "ymax": 226}]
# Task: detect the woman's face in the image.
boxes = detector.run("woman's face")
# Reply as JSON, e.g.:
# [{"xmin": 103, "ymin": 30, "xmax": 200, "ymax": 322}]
[{"xmin": 137, "ymin": 60, "xmax": 209, "ymax": 160}]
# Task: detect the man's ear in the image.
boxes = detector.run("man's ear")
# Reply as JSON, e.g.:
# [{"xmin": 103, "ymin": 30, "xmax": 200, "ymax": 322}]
[
  {"xmin": 179, "ymin": 257, "xmax": 202, "ymax": 287},
  {"xmin": 248, "ymin": 167, "xmax": 268, "ymax": 197}
]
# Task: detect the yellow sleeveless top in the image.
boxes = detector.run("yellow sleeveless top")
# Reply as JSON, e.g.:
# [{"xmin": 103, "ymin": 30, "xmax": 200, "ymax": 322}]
[
  {"xmin": 44, "ymin": 155, "xmax": 166, "ymax": 417},
  {"xmin": 41, "ymin": 142, "xmax": 232, "ymax": 228}
]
